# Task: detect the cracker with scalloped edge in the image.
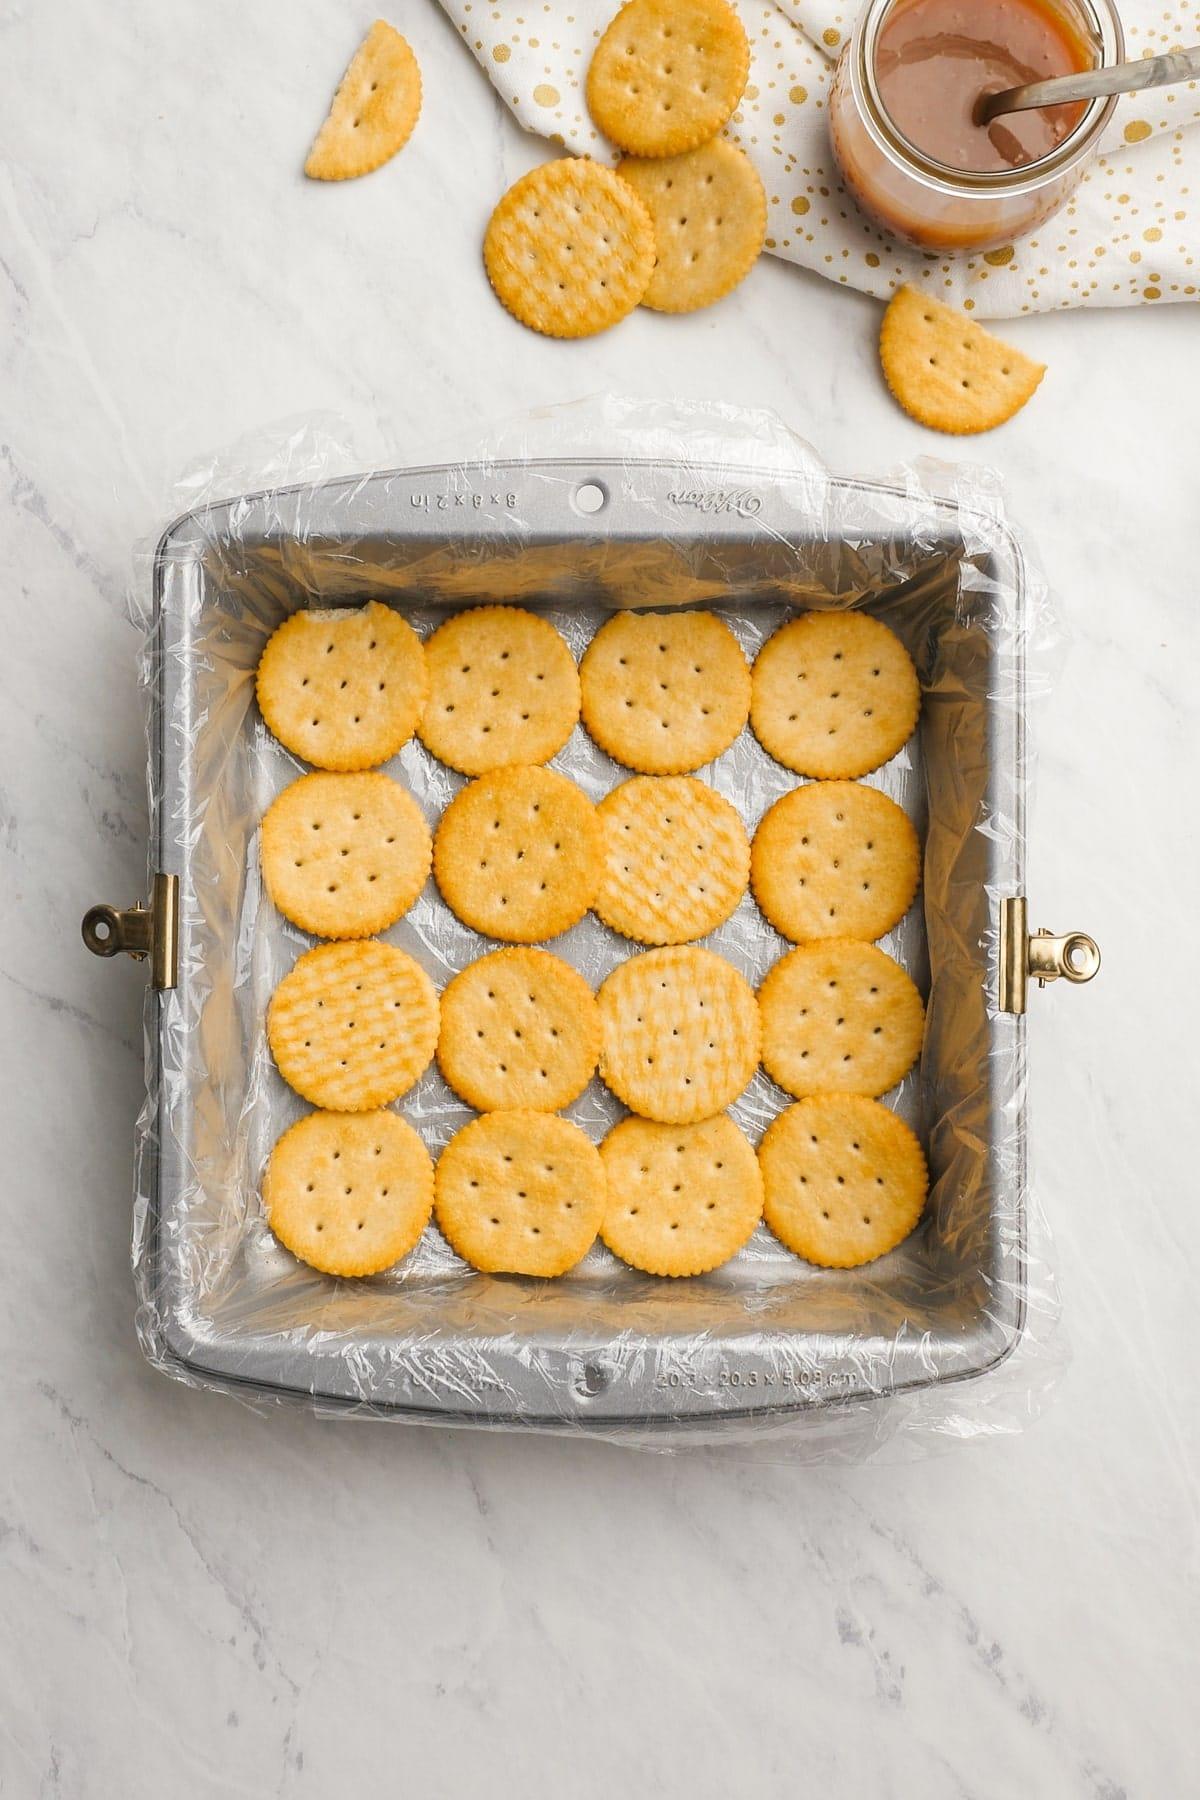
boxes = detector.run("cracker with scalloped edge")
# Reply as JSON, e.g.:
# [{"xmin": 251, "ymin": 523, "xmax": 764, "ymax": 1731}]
[
  {"xmin": 751, "ymin": 611, "xmax": 920, "ymax": 780},
  {"xmin": 758, "ymin": 939, "xmax": 924, "ymax": 1099},
  {"xmin": 434, "ymin": 1111, "xmax": 606, "ymax": 1277},
  {"xmin": 751, "ymin": 780, "xmax": 919, "ymax": 944},
  {"xmin": 264, "ymin": 1109, "xmax": 433, "ymax": 1277},
  {"xmin": 267, "ymin": 939, "xmax": 438, "ymax": 1112},
  {"xmin": 879, "ymin": 286, "xmax": 1045, "ymax": 435},
  {"xmin": 305, "ymin": 21, "xmax": 422, "ymax": 182},
  {"xmin": 597, "ymin": 944, "xmax": 760, "ymax": 1123},
  {"xmin": 261, "ymin": 771, "xmax": 430, "ymax": 939},
  {"xmin": 588, "ymin": 0, "xmax": 750, "ymax": 157},
  {"xmin": 419, "ymin": 607, "xmax": 580, "ymax": 775},
  {"xmin": 433, "ymin": 765, "xmax": 601, "ymax": 943},
  {"xmin": 595, "ymin": 774, "xmax": 749, "ymax": 945},
  {"xmin": 600, "ymin": 1112, "xmax": 762, "ymax": 1276},
  {"xmin": 256, "ymin": 601, "xmax": 426, "ymax": 772},
  {"xmin": 759, "ymin": 1095, "xmax": 928, "ymax": 1268},
  {"xmin": 437, "ymin": 949, "xmax": 599, "ymax": 1113},
  {"xmin": 617, "ymin": 139, "xmax": 765, "ymax": 313},
  {"xmin": 484, "ymin": 159, "xmax": 655, "ymax": 339}
]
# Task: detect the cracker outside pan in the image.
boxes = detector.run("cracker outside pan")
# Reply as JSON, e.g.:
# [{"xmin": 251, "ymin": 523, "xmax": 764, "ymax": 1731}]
[{"xmin": 305, "ymin": 21, "xmax": 422, "ymax": 181}]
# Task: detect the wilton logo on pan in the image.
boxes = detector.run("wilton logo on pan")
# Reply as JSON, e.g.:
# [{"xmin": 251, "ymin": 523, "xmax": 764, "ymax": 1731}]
[{"xmin": 667, "ymin": 487, "xmax": 762, "ymax": 517}]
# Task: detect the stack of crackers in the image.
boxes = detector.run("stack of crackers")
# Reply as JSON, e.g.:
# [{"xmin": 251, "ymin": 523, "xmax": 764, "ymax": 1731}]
[
  {"xmin": 485, "ymin": 0, "xmax": 767, "ymax": 335},
  {"xmin": 252, "ymin": 596, "xmax": 930, "ymax": 1286}
]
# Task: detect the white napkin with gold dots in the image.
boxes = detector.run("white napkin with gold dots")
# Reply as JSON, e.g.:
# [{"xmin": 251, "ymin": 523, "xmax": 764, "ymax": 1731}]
[{"xmin": 438, "ymin": 0, "xmax": 1200, "ymax": 315}]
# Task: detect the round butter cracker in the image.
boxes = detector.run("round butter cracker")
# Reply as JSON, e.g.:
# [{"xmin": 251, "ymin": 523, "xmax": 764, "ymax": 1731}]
[
  {"xmin": 597, "ymin": 944, "xmax": 760, "ymax": 1124},
  {"xmin": 587, "ymin": 0, "xmax": 750, "ymax": 157},
  {"xmin": 759, "ymin": 939, "xmax": 924, "ymax": 1099},
  {"xmin": 264, "ymin": 1109, "xmax": 433, "ymax": 1278},
  {"xmin": 438, "ymin": 948, "xmax": 599, "ymax": 1113},
  {"xmin": 759, "ymin": 1095, "xmax": 928, "ymax": 1268},
  {"xmin": 617, "ymin": 139, "xmax": 765, "ymax": 312},
  {"xmin": 580, "ymin": 610, "xmax": 750, "ymax": 774},
  {"xmin": 433, "ymin": 765, "xmax": 601, "ymax": 942},
  {"xmin": 484, "ymin": 158, "xmax": 655, "ymax": 339},
  {"xmin": 419, "ymin": 606, "xmax": 580, "ymax": 775},
  {"xmin": 434, "ymin": 1111, "xmax": 606, "ymax": 1277},
  {"xmin": 600, "ymin": 1112, "xmax": 762, "ymax": 1276},
  {"xmin": 751, "ymin": 611, "xmax": 920, "ymax": 779},
  {"xmin": 596, "ymin": 774, "xmax": 749, "ymax": 945},
  {"xmin": 267, "ymin": 939, "xmax": 439, "ymax": 1112},
  {"xmin": 261, "ymin": 770, "xmax": 431, "ymax": 939},
  {"xmin": 256, "ymin": 601, "xmax": 426, "ymax": 772},
  {"xmin": 751, "ymin": 780, "xmax": 919, "ymax": 944}
]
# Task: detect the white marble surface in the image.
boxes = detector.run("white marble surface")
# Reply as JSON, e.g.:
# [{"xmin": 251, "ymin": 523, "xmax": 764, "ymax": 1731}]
[{"xmin": 2, "ymin": 4, "xmax": 1197, "ymax": 1796}]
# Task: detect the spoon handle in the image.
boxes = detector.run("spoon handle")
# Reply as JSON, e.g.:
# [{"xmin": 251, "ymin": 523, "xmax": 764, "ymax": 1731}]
[{"xmin": 977, "ymin": 43, "xmax": 1200, "ymax": 125}]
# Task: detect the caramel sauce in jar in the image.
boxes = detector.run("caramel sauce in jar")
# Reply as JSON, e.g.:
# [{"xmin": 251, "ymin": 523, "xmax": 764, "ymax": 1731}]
[{"xmin": 829, "ymin": 0, "xmax": 1121, "ymax": 252}]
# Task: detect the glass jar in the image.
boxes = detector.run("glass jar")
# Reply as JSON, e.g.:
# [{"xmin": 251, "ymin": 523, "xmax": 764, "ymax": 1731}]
[{"xmin": 829, "ymin": 0, "xmax": 1124, "ymax": 252}]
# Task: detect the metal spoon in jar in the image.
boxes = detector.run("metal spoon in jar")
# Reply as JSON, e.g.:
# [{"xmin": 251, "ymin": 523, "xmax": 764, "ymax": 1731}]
[{"xmin": 975, "ymin": 43, "xmax": 1200, "ymax": 127}]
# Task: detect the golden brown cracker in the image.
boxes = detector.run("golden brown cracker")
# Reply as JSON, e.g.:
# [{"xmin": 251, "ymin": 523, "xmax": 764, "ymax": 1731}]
[
  {"xmin": 437, "ymin": 948, "xmax": 600, "ymax": 1112},
  {"xmin": 433, "ymin": 765, "xmax": 601, "ymax": 942},
  {"xmin": 484, "ymin": 158, "xmax": 655, "ymax": 339},
  {"xmin": 617, "ymin": 138, "xmax": 765, "ymax": 312},
  {"xmin": 418, "ymin": 607, "xmax": 580, "ymax": 775},
  {"xmin": 751, "ymin": 611, "xmax": 920, "ymax": 779},
  {"xmin": 580, "ymin": 610, "xmax": 750, "ymax": 774},
  {"xmin": 305, "ymin": 21, "xmax": 422, "ymax": 181},
  {"xmin": 759, "ymin": 940, "xmax": 924, "ymax": 1099},
  {"xmin": 751, "ymin": 781, "xmax": 919, "ymax": 944},
  {"xmin": 597, "ymin": 944, "xmax": 760, "ymax": 1123},
  {"xmin": 263, "ymin": 1109, "xmax": 433, "ymax": 1277},
  {"xmin": 595, "ymin": 774, "xmax": 749, "ymax": 945},
  {"xmin": 879, "ymin": 286, "xmax": 1046, "ymax": 435},
  {"xmin": 599, "ymin": 1112, "xmax": 762, "ymax": 1276},
  {"xmin": 759, "ymin": 1095, "xmax": 928, "ymax": 1268},
  {"xmin": 256, "ymin": 601, "xmax": 427, "ymax": 772},
  {"xmin": 267, "ymin": 939, "xmax": 438, "ymax": 1112},
  {"xmin": 587, "ymin": 0, "xmax": 750, "ymax": 156},
  {"xmin": 261, "ymin": 770, "xmax": 431, "ymax": 939},
  {"xmin": 434, "ymin": 1110, "xmax": 606, "ymax": 1277}
]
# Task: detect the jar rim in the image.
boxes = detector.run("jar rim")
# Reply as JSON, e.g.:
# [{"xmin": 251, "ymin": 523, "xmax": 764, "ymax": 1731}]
[{"xmin": 852, "ymin": 0, "xmax": 1125, "ymax": 195}]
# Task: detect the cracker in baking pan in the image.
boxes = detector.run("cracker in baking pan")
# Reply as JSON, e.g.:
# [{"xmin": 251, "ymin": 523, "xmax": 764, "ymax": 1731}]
[
  {"xmin": 580, "ymin": 610, "xmax": 750, "ymax": 774},
  {"xmin": 418, "ymin": 607, "xmax": 580, "ymax": 775},
  {"xmin": 599, "ymin": 1112, "xmax": 762, "ymax": 1276},
  {"xmin": 758, "ymin": 939, "xmax": 924, "ymax": 1099},
  {"xmin": 264, "ymin": 1109, "xmax": 433, "ymax": 1277},
  {"xmin": 433, "ymin": 765, "xmax": 600, "ymax": 942},
  {"xmin": 595, "ymin": 774, "xmax": 749, "ymax": 945},
  {"xmin": 597, "ymin": 944, "xmax": 760, "ymax": 1123},
  {"xmin": 304, "ymin": 21, "xmax": 422, "ymax": 182},
  {"xmin": 267, "ymin": 940, "xmax": 438, "ymax": 1112},
  {"xmin": 751, "ymin": 611, "xmax": 920, "ymax": 779},
  {"xmin": 616, "ymin": 139, "xmax": 765, "ymax": 312},
  {"xmin": 437, "ymin": 948, "xmax": 600, "ymax": 1112},
  {"xmin": 484, "ymin": 158, "xmax": 655, "ymax": 339},
  {"xmin": 256, "ymin": 601, "xmax": 427, "ymax": 772},
  {"xmin": 751, "ymin": 780, "xmax": 919, "ymax": 943},
  {"xmin": 879, "ymin": 286, "xmax": 1046, "ymax": 436},
  {"xmin": 759, "ymin": 1094, "xmax": 927, "ymax": 1268},
  {"xmin": 587, "ymin": 0, "xmax": 750, "ymax": 157},
  {"xmin": 261, "ymin": 770, "xmax": 431, "ymax": 939},
  {"xmin": 434, "ymin": 1110, "xmax": 606, "ymax": 1277}
]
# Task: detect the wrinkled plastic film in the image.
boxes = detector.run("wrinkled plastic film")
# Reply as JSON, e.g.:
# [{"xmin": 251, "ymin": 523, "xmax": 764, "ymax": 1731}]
[{"xmin": 130, "ymin": 398, "xmax": 1064, "ymax": 1458}]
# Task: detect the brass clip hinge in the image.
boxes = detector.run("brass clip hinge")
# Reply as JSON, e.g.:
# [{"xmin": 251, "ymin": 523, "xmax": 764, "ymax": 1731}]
[
  {"xmin": 999, "ymin": 895, "xmax": 1100, "ymax": 1015},
  {"xmin": 82, "ymin": 872, "xmax": 179, "ymax": 991}
]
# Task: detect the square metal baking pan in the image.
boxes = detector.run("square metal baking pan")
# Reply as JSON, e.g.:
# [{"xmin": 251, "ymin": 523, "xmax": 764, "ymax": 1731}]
[{"xmin": 88, "ymin": 456, "xmax": 1099, "ymax": 1431}]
